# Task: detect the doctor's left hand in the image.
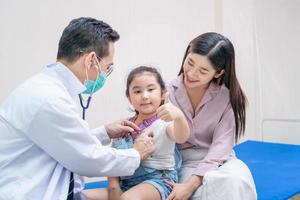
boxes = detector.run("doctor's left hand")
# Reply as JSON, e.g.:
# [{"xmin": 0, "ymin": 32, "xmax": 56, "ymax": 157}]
[{"xmin": 105, "ymin": 119, "xmax": 140, "ymax": 139}]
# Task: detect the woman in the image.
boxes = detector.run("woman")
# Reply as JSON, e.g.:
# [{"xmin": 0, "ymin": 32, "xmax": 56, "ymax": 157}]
[{"xmin": 166, "ymin": 32, "xmax": 257, "ymax": 200}]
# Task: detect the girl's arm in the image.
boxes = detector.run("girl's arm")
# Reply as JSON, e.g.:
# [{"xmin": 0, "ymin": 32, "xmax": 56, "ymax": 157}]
[
  {"xmin": 166, "ymin": 111, "xmax": 189, "ymax": 143},
  {"xmin": 157, "ymin": 92, "xmax": 190, "ymax": 143}
]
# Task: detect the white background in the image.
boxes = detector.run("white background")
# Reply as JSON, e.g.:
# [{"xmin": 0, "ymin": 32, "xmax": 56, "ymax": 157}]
[{"xmin": 1, "ymin": 0, "xmax": 299, "ymax": 144}]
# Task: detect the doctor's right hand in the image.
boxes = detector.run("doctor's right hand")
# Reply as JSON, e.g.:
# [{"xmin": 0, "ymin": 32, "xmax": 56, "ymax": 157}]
[
  {"xmin": 133, "ymin": 131, "xmax": 155, "ymax": 160},
  {"xmin": 105, "ymin": 119, "xmax": 140, "ymax": 139}
]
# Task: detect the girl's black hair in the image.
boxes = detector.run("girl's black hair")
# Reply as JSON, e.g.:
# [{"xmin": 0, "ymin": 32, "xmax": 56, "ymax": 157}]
[{"xmin": 126, "ymin": 66, "xmax": 166, "ymax": 114}]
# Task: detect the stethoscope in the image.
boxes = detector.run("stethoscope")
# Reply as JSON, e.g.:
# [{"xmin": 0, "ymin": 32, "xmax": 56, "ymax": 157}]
[
  {"xmin": 78, "ymin": 94, "xmax": 92, "ymax": 120},
  {"xmin": 78, "ymin": 59, "xmax": 113, "ymax": 120},
  {"xmin": 78, "ymin": 66, "xmax": 98, "ymax": 120}
]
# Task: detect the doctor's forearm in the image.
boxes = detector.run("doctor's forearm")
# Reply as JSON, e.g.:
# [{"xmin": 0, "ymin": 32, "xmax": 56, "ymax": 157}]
[
  {"xmin": 90, "ymin": 126, "xmax": 111, "ymax": 145},
  {"xmin": 62, "ymin": 147, "xmax": 140, "ymax": 177}
]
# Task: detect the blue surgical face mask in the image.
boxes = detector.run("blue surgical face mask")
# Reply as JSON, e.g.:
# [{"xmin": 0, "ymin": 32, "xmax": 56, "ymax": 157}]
[
  {"xmin": 82, "ymin": 73, "xmax": 107, "ymax": 94},
  {"xmin": 82, "ymin": 57, "xmax": 107, "ymax": 94}
]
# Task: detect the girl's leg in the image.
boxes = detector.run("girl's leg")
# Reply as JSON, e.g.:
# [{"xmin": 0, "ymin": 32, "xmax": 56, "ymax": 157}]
[
  {"xmin": 82, "ymin": 188, "xmax": 108, "ymax": 200},
  {"xmin": 120, "ymin": 183, "xmax": 161, "ymax": 200}
]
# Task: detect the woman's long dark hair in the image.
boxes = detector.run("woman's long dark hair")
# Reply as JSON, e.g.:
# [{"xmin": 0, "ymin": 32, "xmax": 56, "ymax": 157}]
[{"xmin": 178, "ymin": 32, "xmax": 247, "ymax": 142}]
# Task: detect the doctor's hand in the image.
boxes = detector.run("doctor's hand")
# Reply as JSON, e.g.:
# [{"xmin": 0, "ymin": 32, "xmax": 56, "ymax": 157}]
[
  {"xmin": 133, "ymin": 131, "xmax": 155, "ymax": 160},
  {"xmin": 105, "ymin": 119, "xmax": 140, "ymax": 139}
]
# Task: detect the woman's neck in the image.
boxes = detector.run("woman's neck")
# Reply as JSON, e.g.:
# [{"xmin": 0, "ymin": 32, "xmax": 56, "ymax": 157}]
[{"xmin": 185, "ymin": 84, "xmax": 209, "ymax": 111}]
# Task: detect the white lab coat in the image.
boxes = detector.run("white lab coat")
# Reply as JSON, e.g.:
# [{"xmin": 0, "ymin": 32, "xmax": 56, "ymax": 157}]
[{"xmin": 0, "ymin": 62, "xmax": 140, "ymax": 200}]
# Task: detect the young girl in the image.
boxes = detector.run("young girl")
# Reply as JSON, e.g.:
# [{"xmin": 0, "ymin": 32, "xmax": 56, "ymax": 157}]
[{"xmin": 108, "ymin": 66, "xmax": 190, "ymax": 200}]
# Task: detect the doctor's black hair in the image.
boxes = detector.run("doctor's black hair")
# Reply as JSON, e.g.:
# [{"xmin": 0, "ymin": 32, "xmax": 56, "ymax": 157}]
[{"xmin": 57, "ymin": 17, "xmax": 119, "ymax": 63}]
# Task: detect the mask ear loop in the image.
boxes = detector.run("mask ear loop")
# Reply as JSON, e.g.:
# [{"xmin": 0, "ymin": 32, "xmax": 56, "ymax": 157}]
[
  {"xmin": 79, "ymin": 57, "xmax": 97, "ymax": 120},
  {"xmin": 88, "ymin": 55, "xmax": 103, "ymax": 96},
  {"xmin": 79, "ymin": 54, "xmax": 103, "ymax": 120}
]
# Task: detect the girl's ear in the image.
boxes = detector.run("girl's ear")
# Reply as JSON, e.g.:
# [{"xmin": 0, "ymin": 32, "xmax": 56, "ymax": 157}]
[
  {"xmin": 127, "ymin": 96, "xmax": 132, "ymax": 104},
  {"xmin": 161, "ymin": 90, "xmax": 166, "ymax": 101},
  {"xmin": 214, "ymin": 69, "xmax": 225, "ymax": 78}
]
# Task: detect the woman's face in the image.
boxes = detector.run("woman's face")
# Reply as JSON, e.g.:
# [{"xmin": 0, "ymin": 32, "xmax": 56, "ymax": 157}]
[{"xmin": 183, "ymin": 53, "xmax": 220, "ymax": 89}]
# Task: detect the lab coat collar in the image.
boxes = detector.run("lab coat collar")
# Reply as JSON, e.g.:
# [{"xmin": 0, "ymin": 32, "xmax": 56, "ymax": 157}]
[{"xmin": 44, "ymin": 62, "xmax": 86, "ymax": 97}]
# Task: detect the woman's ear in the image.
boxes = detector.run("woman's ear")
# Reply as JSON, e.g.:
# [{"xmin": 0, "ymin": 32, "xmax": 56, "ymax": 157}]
[{"xmin": 214, "ymin": 69, "xmax": 225, "ymax": 78}]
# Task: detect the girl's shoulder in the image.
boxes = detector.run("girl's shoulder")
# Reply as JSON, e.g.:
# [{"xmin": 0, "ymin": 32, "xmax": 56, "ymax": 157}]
[{"xmin": 147, "ymin": 118, "xmax": 169, "ymax": 130}]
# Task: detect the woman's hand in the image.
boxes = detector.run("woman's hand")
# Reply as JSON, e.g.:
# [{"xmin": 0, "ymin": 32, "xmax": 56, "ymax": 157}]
[
  {"xmin": 165, "ymin": 181, "xmax": 194, "ymax": 200},
  {"xmin": 165, "ymin": 175, "xmax": 203, "ymax": 200},
  {"xmin": 157, "ymin": 92, "xmax": 184, "ymax": 122}
]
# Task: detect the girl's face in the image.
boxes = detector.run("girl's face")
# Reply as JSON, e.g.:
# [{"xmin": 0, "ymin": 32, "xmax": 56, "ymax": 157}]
[
  {"xmin": 183, "ymin": 53, "xmax": 223, "ymax": 89},
  {"xmin": 128, "ymin": 72, "xmax": 163, "ymax": 117}
]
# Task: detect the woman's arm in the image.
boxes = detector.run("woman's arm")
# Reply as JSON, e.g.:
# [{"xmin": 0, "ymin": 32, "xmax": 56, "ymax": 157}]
[{"xmin": 194, "ymin": 103, "xmax": 235, "ymax": 177}]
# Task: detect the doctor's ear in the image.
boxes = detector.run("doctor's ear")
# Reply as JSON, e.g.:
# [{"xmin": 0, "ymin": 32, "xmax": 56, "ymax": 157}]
[
  {"xmin": 214, "ymin": 69, "xmax": 225, "ymax": 78},
  {"xmin": 84, "ymin": 52, "xmax": 96, "ymax": 69}
]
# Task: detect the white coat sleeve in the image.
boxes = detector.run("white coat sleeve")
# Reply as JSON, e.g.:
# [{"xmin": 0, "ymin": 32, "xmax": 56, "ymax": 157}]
[
  {"xmin": 25, "ymin": 96, "xmax": 140, "ymax": 177},
  {"xmin": 90, "ymin": 126, "xmax": 111, "ymax": 145}
]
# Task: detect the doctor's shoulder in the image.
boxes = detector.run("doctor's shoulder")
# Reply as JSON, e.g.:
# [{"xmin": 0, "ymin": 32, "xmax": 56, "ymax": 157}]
[{"xmin": 2, "ymin": 72, "xmax": 70, "ymax": 111}]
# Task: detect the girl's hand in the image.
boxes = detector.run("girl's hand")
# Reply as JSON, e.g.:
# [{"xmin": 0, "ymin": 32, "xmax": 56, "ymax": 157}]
[
  {"xmin": 157, "ymin": 92, "xmax": 183, "ymax": 122},
  {"xmin": 165, "ymin": 180, "xmax": 194, "ymax": 200}
]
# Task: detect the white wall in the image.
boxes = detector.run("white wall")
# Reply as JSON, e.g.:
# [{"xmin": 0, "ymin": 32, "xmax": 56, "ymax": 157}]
[
  {"xmin": 1, "ymin": 0, "xmax": 299, "ymax": 144},
  {"xmin": 255, "ymin": 0, "xmax": 300, "ymax": 144}
]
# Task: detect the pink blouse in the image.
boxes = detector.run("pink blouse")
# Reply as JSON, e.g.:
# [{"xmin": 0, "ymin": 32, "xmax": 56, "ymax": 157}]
[{"xmin": 168, "ymin": 75, "xmax": 235, "ymax": 176}]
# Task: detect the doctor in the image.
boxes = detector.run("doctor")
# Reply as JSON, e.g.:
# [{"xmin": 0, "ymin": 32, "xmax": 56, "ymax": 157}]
[{"xmin": 0, "ymin": 17, "xmax": 155, "ymax": 200}]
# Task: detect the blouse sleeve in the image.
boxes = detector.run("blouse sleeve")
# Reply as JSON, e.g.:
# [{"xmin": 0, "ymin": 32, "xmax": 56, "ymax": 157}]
[{"xmin": 193, "ymin": 103, "xmax": 235, "ymax": 176}]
